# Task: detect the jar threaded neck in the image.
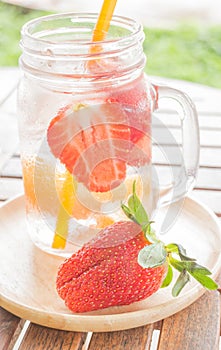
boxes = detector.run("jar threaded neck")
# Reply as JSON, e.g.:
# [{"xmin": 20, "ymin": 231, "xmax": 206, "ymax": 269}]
[{"xmin": 20, "ymin": 13, "xmax": 146, "ymax": 87}]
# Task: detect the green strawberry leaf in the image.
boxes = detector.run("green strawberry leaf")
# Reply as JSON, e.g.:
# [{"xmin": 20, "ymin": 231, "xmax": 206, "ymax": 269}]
[
  {"xmin": 161, "ymin": 264, "xmax": 173, "ymax": 288},
  {"xmin": 186, "ymin": 262, "xmax": 212, "ymax": 275},
  {"xmin": 172, "ymin": 270, "xmax": 190, "ymax": 297},
  {"xmin": 165, "ymin": 243, "xmax": 179, "ymax": 254},
  {"xmin": 188, "ymin": 270, "xmax": 218, "ymax": 290},
  {"xmin": 127, "ymin": 181, "xmax": 149, "ymax": 225},
  {"xmin": 121, "ymin": 204, "xmax": 137, "ymax": 223},
  {"xmin": 122, "ymin": 181, "xmax": 158, "ymax": 243},
  {"xmin": 166, "ymin": 243, "xmax": 196, "ymax": 261},
  {"xmin": 169, "ymin": 257, "xmax": 186, "ymax": 272},
  {"xmin": 138, "ymin": 242, "xmax": 167, "ymax": 268},
  {"xmin": 142, "ymin": 222, "xmax": 158, "ymax": 244},
  {"xmin": 127, "ymin": 181, "xmax": 140, "ymax": 212},
  {"xmin": 169, "ymin": 257, "xmax": 218, "ymax": 291},
  {"xmin": 121, "ymin": 180, "xmax": 219, "ymax": 297},
  {"xmin": 133, "ymin": 203, "xmax": 149, "ymax": 226}
]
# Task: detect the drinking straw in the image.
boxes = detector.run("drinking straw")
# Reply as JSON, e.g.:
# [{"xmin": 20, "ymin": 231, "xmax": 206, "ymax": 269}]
[
  {"xmin": 52, "ymin": 0, "xmax": 117, "ymax": 249},
  {"xmin": 52, "ymin": 171, "xmax": 76, "ymax": 249},
  {"xmin": 92, "ymin": 0, "xmax": 118, "ymax": 42}
]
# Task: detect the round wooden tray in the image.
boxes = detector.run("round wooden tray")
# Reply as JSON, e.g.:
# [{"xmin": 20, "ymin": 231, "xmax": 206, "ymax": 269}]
[{"xmin": 0, "ymin": 195, "xmax": 221, "ymax": 332}]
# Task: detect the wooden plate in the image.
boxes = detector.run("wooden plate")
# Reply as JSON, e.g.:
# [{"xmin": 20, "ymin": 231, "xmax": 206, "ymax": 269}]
[{"xmin": 0, "ymin": 195, "xmax": 221, "ymax": 332}]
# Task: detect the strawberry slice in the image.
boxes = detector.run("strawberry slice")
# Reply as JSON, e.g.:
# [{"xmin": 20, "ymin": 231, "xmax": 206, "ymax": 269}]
[
  {"xmin": 47, "ymin": 74, "xmax": 152, "ymax": 192},
  {"xmin": 47, "ymin": 103, "xmax": 131, "ymax": 192},
  {"xmin": 107, "ymin": 73, "xmax": 151, "ymax": 144}
]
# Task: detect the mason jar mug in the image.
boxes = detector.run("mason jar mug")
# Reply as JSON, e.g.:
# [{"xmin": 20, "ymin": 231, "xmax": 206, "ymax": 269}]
[{"xmin": 18, "ymin": 13, "xmax": 199, "ymax": 256}]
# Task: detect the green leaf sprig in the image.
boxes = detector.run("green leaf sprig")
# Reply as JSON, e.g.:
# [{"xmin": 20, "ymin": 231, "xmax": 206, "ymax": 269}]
[{"xmin": 121, "ymin": 181, "xmax": 218, "ymax": 297}]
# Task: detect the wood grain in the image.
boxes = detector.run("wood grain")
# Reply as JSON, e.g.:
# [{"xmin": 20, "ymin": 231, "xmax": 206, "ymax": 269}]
[
  {"xmin": 0, "ymin": 178, "xmax": 23, "ymax": 201},
  {"xmin": 193, "ymin": 190, "xmax": 221, "ymax": 215},
  {"xmin": 0, "ymin": 307, "xmax": 23, "ymax": 350},
  {"xmin": 158, "ymin": 290, "xmax": 220, "ymax": 350},
  {"xmin": 0, "ymin": 157, "xmax": 22, "ymax": 178},
  {"xmin": 154, "ymin": 112, "xmax": 221, "ymax": 129},
  {"xmin": 153, "ymin": 145, "xmax": 221, "ymax": 167},
  {"xmin": 19, "ymin": 323, "xmax": 87, "ymax": 350},
  {"xmin": 1, "ymin": 147, "xmax": 220, "ymax": 180},
  {"xmin": 0, "ymin": 67, "xmax": 20, "ymax": 105},
  {"xmin": 153, "ymin": 127, "xmax": 221, "ymax": 147},
  {"xmin": 154, "ymin": 166, "xmax": 221, "ymax": 191},
  {"xmin": 88, "ymin": 324, "xmax": 154, "ymax": 350}
]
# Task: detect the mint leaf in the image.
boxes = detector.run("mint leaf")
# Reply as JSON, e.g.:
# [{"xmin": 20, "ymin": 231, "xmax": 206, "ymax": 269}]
[
  {"xmin": 172, "ymin": 270, "xmax": 190, "ymax": 297},
  {"xmin": 138, "ymin": 242, "xmax": 167, "ymax": 268},
  {"xmin": 161, "ymin": 264, "xmax": 173, "ymax": 288}
]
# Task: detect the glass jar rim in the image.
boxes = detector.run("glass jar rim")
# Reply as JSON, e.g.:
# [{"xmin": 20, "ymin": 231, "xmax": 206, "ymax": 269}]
[
  {"xmin": 21, "ymin": 12, "xmax": 143, "ymax": 49},
  {"xmin": 20, "ymin": 12, "xmax": 146, "ymax": 88}
]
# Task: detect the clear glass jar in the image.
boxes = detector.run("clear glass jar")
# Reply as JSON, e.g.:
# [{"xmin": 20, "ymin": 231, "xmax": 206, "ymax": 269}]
[{"xmin": 18, "ymin": 13, "xmax": 199, "ymax": 256}]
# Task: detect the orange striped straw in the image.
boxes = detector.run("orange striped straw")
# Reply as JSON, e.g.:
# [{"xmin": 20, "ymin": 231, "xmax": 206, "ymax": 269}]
[
  {"xmin": 52, "ymin": 0, "xmax": 118, "ymax": 249},
  {"xmin": 92, "ymin": 0, "xmax": 118, "ymax": 42}
]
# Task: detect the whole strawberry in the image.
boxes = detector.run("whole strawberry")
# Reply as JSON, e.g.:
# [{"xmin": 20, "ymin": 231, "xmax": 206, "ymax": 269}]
[
  {"xmin": 56, "ymin": 220, "xmax": 167, "ymax": 313},
  {"xmin": 56, "ymin": 182, "xmax": 218, "ymax": 313}
]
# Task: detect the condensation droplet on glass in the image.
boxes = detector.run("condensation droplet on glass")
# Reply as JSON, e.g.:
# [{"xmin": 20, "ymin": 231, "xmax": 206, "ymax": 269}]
[{"xmin": 45, "ymin": 49, "xmax": 53, "ymax": 68}]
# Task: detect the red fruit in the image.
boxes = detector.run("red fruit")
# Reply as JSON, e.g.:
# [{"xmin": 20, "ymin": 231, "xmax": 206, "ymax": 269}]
[
  {"xmin": 47, "ymin": 75, "xmax": 153, "ymax": 192},
  {"xmin": 56, "ymin": 221, "xmax": 167, "ymax": 313},
  {"xmin": 107, "ymin": 74, "xmax": 151, "ymax": 144},
  {"xmin": 47, "ymin": 103, "xmax": 131, "ymax": 192},
  {"xmin": 125, "ymin": 133, "xmax": 151, "ymax": 167}
]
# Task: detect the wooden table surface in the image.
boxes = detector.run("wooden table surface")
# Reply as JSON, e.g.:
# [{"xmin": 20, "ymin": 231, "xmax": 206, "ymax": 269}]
[{"xmin": 0, "ymin": 67, "xmax": 221, "ymax": 350}]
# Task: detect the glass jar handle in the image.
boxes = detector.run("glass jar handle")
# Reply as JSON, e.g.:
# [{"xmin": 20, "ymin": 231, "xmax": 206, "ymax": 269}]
[{"xmin": 152, "ymin": 84, "xmax": 200, "ymax": 207}]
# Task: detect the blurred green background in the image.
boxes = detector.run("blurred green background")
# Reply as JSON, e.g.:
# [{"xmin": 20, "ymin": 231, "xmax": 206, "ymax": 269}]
[{"xmin": 1, "ymin": 2, "xmax": 221, "ymax": 88}]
